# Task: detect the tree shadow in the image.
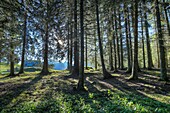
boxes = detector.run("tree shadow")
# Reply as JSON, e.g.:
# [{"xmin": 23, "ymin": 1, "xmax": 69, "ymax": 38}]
[
  {"xmin": 88, "ymin": 75, "xmax": 170, "ymax": 109},
  {"xmin": 0, "ymin": 74, "xmax": 44, "ymax": 112},
  {"xmin": 1, "ymin": 71, "xmax": 170, "ymax": 112}
]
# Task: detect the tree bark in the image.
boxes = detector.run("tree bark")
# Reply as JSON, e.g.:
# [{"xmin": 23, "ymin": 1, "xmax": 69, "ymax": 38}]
[
  {"xmin": 85, "ymin": 32, "xmax": 88, "ymax": 69},
  {"xmin": 67, "ymin": 22, "xmax": 70, "ymax": 70},
  {"xmin": 9, "ymin": 39, "xmax": 15, "ymax": 76},
  {"xmin": 124, "ymin": 4, "xmax": 131, "ymax": 73},
  {"xmin": 128, "ymin": 7, "xmax": 133, "ymax": 65},
  {"xmin": 108, "ymin": 21, "xmax": 114, "ymax": 71},
  {"xmin": 163, "ymin": 0, "xmax": 170, "ymax": 36},
  {"xmin": 95, "ymin": 0, "xmax": 112, "ymax": 79},
  {"xmin": 154, "ymin": 15, "xmax": 160, "ymax": 68},
  {"xmin": 69, "ymin": 23, "xmax": 73, "ymax": 73},
  {"xmin": 113, "ymin": 8, "xmax": 118, "ymax": 72},
  {"xmin": 41, "ymin": 1, "xmax": 49, "ymax": 75},
  {"xmin": 72, "ymin": 0, "xmax": 79, "ymax": 76},
  {"xmin": 140, "ymin": 4, "xmax": 146, "ymax": 69},
  {"xmin": 119, "ymin": 5, "xmax": 124, "ymax": 70},
  {"xmin": 77, "ymin": 0, "xmax": 85, "ymax": 90},
  {"xmin": 19, "ymin": 11, "xmax": 27, "ymax": 74},
  {"xmin": 129, "ymin": 0, "xmax": 138, "ymax": 80},
  {"xmin": 94, "ymin": 30, "xmax": 97, "ymax": 70},
  {"xmin": 143, "ymin": 0, "xmax": 154, "ymax": 70},
  {"xmin": 115, "ymin": 8, "xmax": 120, "ymax": 69},
  {"xmin": 155, "ymin": 0, "xmax": 168, "ymax": 81}
]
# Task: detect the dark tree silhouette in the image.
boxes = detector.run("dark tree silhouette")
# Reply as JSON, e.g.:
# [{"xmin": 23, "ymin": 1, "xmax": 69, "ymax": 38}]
[{"xmin": 95, "ymin": 0, "xmax": 112, "ymax": 79}]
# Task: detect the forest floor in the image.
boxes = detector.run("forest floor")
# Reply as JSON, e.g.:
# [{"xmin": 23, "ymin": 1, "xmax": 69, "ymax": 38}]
[{"xmin": 0, "ymin": 69, "xmax": 170, "ymax": 113}]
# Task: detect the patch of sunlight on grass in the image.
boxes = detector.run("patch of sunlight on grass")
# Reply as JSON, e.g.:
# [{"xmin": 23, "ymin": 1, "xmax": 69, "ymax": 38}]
[
  {"xmin": 143, "ymin": 69, "xmax": 168, "ymax": 77},
  {"xmin": 111, "ymin": 73, "xmax": 121, "ymax": 77},
  {"xmin": 138, "ymin": 90, "xmax": 170, "ymax": 104},
  {"xmin": 0, "ymin": 73, "xmax": 37, "ymax": 83}
]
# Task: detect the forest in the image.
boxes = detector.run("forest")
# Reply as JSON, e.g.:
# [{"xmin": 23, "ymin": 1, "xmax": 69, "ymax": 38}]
[{"xmin": 0, "ymin": 0, "xmax": 170, "ymax": 112}]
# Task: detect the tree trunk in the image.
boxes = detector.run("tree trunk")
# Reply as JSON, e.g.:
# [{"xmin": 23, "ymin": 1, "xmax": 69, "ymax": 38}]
[
  {"xmin": 115, "ymin": 8, "xmax": 120, "ymax": 69},
  {"xmin": 124, "ymin": 4, "xmax": 131, "ymax": 73},
  {"xmin": 113, "ymin": 8, "xmax": 118, "ymax": 72},
  {"xmin": 113, "ymin": 34, "xmax": 117, "ymax": 72},
  {"xmin": 41, "ymin": 21, "xmax": 49, "ymax": 75},
  {"xmin": 141, "ymin": 16, "xmax": 146, "ymax": 69},
  {"xmin": 108, "ymin": 22, "xmax": 114, "ymax": 71},
  {"xmin": 72, "ymin": 0, "xmax": 79, "ymax": 76},
  {"xmin": 67, "ymin": 22, "xmax": 70, "ymax": 70},
  {"xmin": 19, "ymin": 11, "xmax": 27, "ymax": 74},
  {"xmin": 77, "ymin": 0, "xmax": 85, "ymax": 90},
  {"xmin": 119, "ymin": 5, "xmax": 124, "ymax": 70},
  {"xmin": 140, "ymin": 4, "xmax": 146, "ymax": 69},
  {"xmin": 143, "ymin": 0, "xmax": 153, "ymax": 70},
  {"xmin": 155, "ymin": 0, "xmax": 168, "ymax": 81},
  {"xmin": 154, "ymin": 15, "xmax": 160, "ymax": 68},
  {"xmin": 95, "ymin": 0, "xmax": 112, "ymax": 79},
  {"xmin": 130, "ymin": 0, "xmax": 138, "ymax": 80},
  {"xmin": 41, "ymin": 1, "xmax": 49, "ymax": 75},
  {"xmin": 163, "ymin": 0, "xmax": 170, "ymax": 36},
  {"xmin": 85, "ymin": 32, "xmax": 88, "ymax": 69},
  {"xmin": 9, "ymin": 39, "xmax": 15, "ymax": 76},
  {"xmin": 128, "ymin": 8, "xmax": 133, "ymax": 65},
  {"xmin": 109, "ymin": 40, "xmax": 114, "ymax": 71},
  {"xmin": 69, "ymin": 23, "xmax": 73, "ymax": 73},
  {"xmin": 94, "ymin": 31, "xmax": 97, "ymax": 70}
]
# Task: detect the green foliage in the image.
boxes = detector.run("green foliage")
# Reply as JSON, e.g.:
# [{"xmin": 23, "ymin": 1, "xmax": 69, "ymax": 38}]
[{"xmin": 0, "ymin": 71, "xmax": 170, "ymax": 113}]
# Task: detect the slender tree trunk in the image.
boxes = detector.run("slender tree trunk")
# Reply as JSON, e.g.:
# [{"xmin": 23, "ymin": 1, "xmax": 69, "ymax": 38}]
[
  {"xmin": 119, "ymin": 5, "xmax": 124, "ymax": 70},
  {"xmin": 95, "ymin": 0, "xmax": 112, "ymax": 79},
  {"xmin": 155, "ymin": 0, "xmax": 168, "ymax": 81},
  {"xmin": 108, "ymin": 23, "xmax": 114, "ymax": 71},
  {"xmin": 132, "ymin": 1, "xmax": 141, "ymax": 72},
  {"xmin": 41, "ymin": 1, "xmax": 49, "ymax": 75},
  {"xmin": 115, "ymin": 9, "xmax": 120, "ymax": 69},
  {"xmin": 69, "ymin": 24, "xmax": 73, "ymax": 73},
  {"xmin": 41, "ymin": 21, "xmax": 49, "ymax": 75},
  {"xmin": 113, "ymin": 8, "xmax": 118, "ymax": 72},
  {"xmin": 113, "ymin": 34, "xmax": 117, "ymax": 72},
  {"xmin": 19, "ymin": 11, "xmax": 27, "ymax": 74},
  {"xmin": 94, "ymin": 31, "xmax": 97, "ymax": 70},
  {"xmin": 143, "ymin": 0, "xmax": 153, "ymax": 70},
  {"xmin": 154, "ymin": 15, "xmax": 160, "ymax": 68},
  {"xmin": 77, "ymin": 0, "xmax": 85, "ymax": 90},
  {"xmin": 156, "ymin": 40, "xmax": 160, "ymax": 68},
  {"xmin": 141, "ymin": 17, "xmax": 146, "ymax": 69},
  {"xmin": 9, "ymin": 39, "xmax": 15, "ymax": 76},
  {"xmin": 128, "ymin": 8, "xmax": 133, "ymax": 65},
  {"xmin": 130, "ymin": 0, "xmax": 138, "ymax": 80},
  {"xmin": 72, "ymin": 0, "xmax": 79, "ymax": 76},
  {"xmin": 109, "ymin": 40, "xmax": 114, "ymax": 71},
  {"xmin": 85, "ymin": 32, "xmax": 88, "ymax": 69},
  {"xmin": 140, "ymin": 4, "xmax": 146, "ymax": 69},
  {"xmin": 163, "ymin": 0, "xmax": 170, "ymax": 36},
  {"xmin": 67, "ymin": 22, "xmax": 70, "ymax": 70},
  {"xmin": 124, "ymin": 4, "xmax": 131, "ymax": 73}
]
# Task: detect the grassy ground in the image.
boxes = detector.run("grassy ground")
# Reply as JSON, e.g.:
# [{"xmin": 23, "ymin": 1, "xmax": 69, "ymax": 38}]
[
  {"xmin": 0, "ymin": 68, "xmax": 170, "ymax": 113},
  {"xmin": 0, "ymin": 63, "xmax": 42, "ymax": 75}
]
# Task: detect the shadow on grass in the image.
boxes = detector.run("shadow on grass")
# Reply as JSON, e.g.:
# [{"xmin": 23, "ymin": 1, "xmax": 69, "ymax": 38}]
[
  {"xmin": 84, "ymin": 74, "xmax": 170, "ymax": 112},
  {"xmin": 1, "ymin": 70, "xmax": 170, "ymax": 112},
  {"xmin": 0, "ymin": 74, "xmax": 44, "ymax": 112}
]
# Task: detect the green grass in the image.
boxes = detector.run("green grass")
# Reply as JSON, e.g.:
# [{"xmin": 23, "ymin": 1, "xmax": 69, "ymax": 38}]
[
  {"xmin": 142, "ymin": 69, "xmax": 170, "ymax": 77},
  {"xmin": 0, "ymin": 70, "xmax": 170, "ymax": 113},
  {"xmin": 0, "ymin": 64, "xmax": 42, "ymax": 75},
  {"xmin": 0, "ymin": 64, "xmax": 10, "ymax": 74}
]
